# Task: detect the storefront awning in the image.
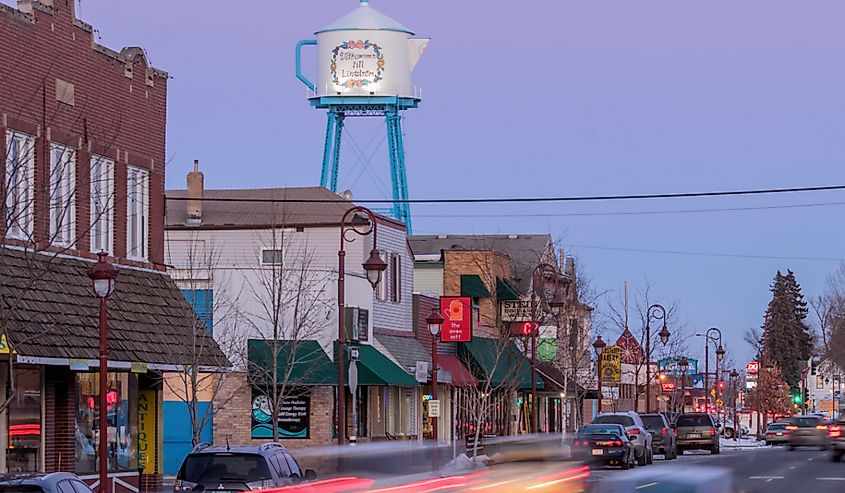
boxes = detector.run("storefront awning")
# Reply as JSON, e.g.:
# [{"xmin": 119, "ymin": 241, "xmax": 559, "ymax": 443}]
[
  {"xmin": 437, "ymin": 354, "xmax": 477, "ymax": 387},
  {"xmin": 335, "ymin": 343, "xmax": 419, "ymax": 386},
  {"xmin": 248, "ymin": 339, "xmax": 336, "ymax": 385},
  {"xmin": 496, "ymin": 278, "xmax": 521, "ymax": 301},
  {"xmin": 459, "ymin": 337, "xmax": 541, "ymax": 390},
  {"xmin": 460, "ymin": 275, "xmax": 490, "ymax": 298}
]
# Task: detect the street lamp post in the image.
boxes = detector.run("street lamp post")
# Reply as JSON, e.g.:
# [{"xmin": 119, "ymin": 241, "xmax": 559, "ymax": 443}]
[
  {"xmin": 426, "ymin": 308, "xmax": 445, "ymax": 443},
  {"xmin": 529, "ymin": 263, "xmax": 566, "ymax": 433},
  {"xmin": 645, "ymin": 304, "xmax": 670, "ymax": 413},
  {"xmin": 696, "ymin": 328, "xmax": 724, "ymax": 412},
  {"xmin": 730, "ymin": 369, "xmax": 739, "ymax": 440},
  {"xmin": 594, "ymin": 336, "xmax": 607, "ymax": 414},
  {"xmin": 678, "ymin": 357, "xmax": 689, "ymax": 413},
  {"xmin": 88, "ymin": 252, "xmax": 118, "ymax": 493},
  {"xmin": 337, "ymin": 207, "xmax": 387, "ymax": 445}
]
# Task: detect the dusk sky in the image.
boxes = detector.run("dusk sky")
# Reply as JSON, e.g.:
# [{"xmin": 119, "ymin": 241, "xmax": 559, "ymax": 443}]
[{"xmin": 72, "ymin": 0, "xmax": 845, "ymax": 365}]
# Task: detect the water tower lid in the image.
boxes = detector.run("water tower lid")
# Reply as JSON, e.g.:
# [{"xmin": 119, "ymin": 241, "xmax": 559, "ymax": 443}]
[{"xmin": 316, "ymin": 1, "xmax": 413, "ymax": 35}]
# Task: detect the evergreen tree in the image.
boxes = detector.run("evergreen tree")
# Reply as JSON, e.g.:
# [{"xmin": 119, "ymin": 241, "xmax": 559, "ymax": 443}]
[{"xmin": 763, "ymin": 270, "xmax": 813, "ymax": 389}]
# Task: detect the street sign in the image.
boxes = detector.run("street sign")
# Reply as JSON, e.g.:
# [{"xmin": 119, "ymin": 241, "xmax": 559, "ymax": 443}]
[
  {"xmin": 746, "ymin": 361, "xmax": 759, "ymax": 374},
  {"xmin": 348, "ymin": 361, "xmax": 358, "ymax": 396},
  {"xmin": 716, "ymin": 399, "xmax": 724, "ymax": 407},
  {"xmin": 710, "ymin": 389, "xmax": 716, "ymax": 398},
  {"xmin": 661, "ymin": 383, "xmax": 676, "ymax": 392},
  {"xmin": 601, "ymin": 399, "xmax": 613, "ymax": 406},
  {"xmin": 501, "ymin": 300, "xmax": 533, "ymax": 322},
  {"xmin": 428, "ymin": 399, "xmax": 441, "ymax": 418},
  {"xmin": 600, "ymin": 346, "xmax": 622, "ymax": 383}
]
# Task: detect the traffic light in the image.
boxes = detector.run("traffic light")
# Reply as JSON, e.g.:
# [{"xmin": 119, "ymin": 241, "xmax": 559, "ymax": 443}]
[
  {"xmin": 793, "ymin": 391, "xmax": 802, "ymax": 405},
  {"xmin": 804, "ymin": 387, "xmax": 809, "ymax": 404},
  {"xmin": 718, "ymin": 381, "xmax": 725, "ymax": 390}
]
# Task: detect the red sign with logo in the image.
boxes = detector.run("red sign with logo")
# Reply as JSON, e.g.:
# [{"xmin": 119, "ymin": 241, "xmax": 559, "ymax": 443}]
[
  {"xmin": 661, "ymin": 382, "xmax": 676, "ymax": 392},
  {"xmin": 745, "ymin": 361, "xmax": 759, "ymax": 374},
  {"xmin": 440, "ymin": 297, "xmax": 473, "ymax": 342}
]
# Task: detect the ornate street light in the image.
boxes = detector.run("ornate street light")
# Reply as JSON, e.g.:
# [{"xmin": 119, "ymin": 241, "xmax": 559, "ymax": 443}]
[
  {"xmin": 425, "ymin": 308, "xmax": 444, "ymax": 448},
  {"xmin": 594, "ymin": 336, "xmax": 606, "ymax": 413},
  {"xmin": 87, "ymin": 252, "xmax": 118, "ymax": 493},
  {"xmin": 337, "ymin": 206, "xmax": 386, "ymax": 445},
  {"xmin": 645, "ymin": 304, "xmax": 670, "ymax": 413}
]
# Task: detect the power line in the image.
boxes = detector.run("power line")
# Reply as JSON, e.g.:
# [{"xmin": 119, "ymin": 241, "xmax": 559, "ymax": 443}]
[
  {"xmin": 167, "ymin": 183, "xmax": 845, "ymax": 205},
  {"xmin": 568, "ymin": 243, "xmax": 844, "ymax": 262},
  {"xmin": 412, "ymin": 201, "xmax": 845, "ymax": 218}
]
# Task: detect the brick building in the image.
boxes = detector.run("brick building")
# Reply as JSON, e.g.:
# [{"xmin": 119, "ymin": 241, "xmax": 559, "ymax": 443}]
[{"xmin": 0, "ymin": 1, "xmax": 222, "ymax": 490}]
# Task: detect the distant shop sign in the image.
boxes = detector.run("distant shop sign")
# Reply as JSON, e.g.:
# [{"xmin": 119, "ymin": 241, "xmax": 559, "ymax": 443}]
[{"xmin": 501, "ymin": 300, "xmax": 533, "ymax": 322}]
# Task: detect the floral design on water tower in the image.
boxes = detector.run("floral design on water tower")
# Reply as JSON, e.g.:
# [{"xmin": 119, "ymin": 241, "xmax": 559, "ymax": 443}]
[{"xmin": 330, "ymin": 39, "xmax": 385, "ymax": 88}]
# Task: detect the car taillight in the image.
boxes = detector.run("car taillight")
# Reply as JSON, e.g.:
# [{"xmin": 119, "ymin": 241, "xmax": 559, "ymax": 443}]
[
  {"xmin": 817, "ymin": 425, "xmax": 828, "ymax": 430},
  {"xmin": 786, "ymin": 425, "xmax": 798, "ymax": 431},
  {"xmin": 673, "ymin": 428, "xmax": 678, "ymax": 436},
  {"xmin": 629, "ymin": 428, "xmax": 641, "ymax": 435},
  {"xmin": 613, "ymin": 440, "xmax": 623, "ymax": 447},
  {"xmin": 661, "ymin": 427, "xmax": 668, "ymax": 436},
  {"xmin": 709, "ymin": 427, "xmax": 716, "ymax": 436},
  {"xmin": 829, "ymin": 426, "xmax": 841, "ymax": 438}
]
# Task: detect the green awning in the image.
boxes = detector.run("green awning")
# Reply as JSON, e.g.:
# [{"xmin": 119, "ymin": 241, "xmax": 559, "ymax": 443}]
[
  {"xmin": 335, "ymin": 343, "xmax": 419, "ymax": 386},
  {"xmin": 248, "ymin": 339, "xmax": 336, "ymax": 385},
  {"xmin": 461, "ymin": 275, "xmax": 491, "ymax": 298},
  {"xmin": 459, "ymin": 337, "xmax": 541, "ymax": 390},
  {"xmin": 496, "ymin": 278, "xmax": 521, "ymax": 301}
]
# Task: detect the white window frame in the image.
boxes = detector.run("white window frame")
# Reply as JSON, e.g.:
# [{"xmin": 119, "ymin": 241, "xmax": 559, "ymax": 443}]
[
  {"xmin": 90, "ymin": 155, "xmax": 114, "ymax": 254},
  {"xmin": 4, "ymin": 130, "xmax": 35, "ymax": 240},
  {"xmin": 49, "ymin": 143, "xmax": 76, "ymax": 247},
  {"xmin": 126, "ymin": 166, "xmax": 149, "ymax": 261},
  {"xmin": 260, "ymin": 249, "xmax": 284, "ymax": 266},
  {"xmin": 376, "ymin": 252, "xmax": 388, "ymax": 301}
]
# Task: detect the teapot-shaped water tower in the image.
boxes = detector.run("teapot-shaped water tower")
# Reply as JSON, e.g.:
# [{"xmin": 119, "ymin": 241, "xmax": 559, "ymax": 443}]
[{"xmin": 296, "ymin": 0, "xmax": 428, "ymax": 231}]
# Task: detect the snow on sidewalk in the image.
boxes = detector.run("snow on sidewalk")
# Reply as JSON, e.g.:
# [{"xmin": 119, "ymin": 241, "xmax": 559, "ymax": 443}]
[{"xmin": 720, "ymin": 437, "xmax": 768, "ymax": 449}]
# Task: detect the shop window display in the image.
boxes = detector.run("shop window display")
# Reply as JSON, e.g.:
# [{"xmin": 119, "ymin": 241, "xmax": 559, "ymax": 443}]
[
  {"xmin": 75, "ymin": 373, "xmax": 139, "ymax": 473},
  {"xmin": 7, "ymin": 366, "xmax": 42, "ymax": 473}
]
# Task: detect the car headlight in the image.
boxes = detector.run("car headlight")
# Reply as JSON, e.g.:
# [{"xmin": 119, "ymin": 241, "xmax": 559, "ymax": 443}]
[{"xmin": 246, "ymin": 480, "xmax": 275, "ymax": 490}]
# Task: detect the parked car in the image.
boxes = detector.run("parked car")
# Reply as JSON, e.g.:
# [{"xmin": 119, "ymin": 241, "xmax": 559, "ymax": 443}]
[
  {"xmin": 765, "ymin": 422, "xmax": 791, "ymax": 446},
  {"xmin": 174, "ymin": 442, "xmax": 316, "ymax": 492},
  {"xmin": 0, "ymin": 473, "xmax": 94, "ymax": 493},
  {"xmin": 592, "ymin": 411, "xmax": 653, "ymax": 466},
  {"xmin": 787, "ymin": 415, "xmax": 829, "ymax": 450},
  {"xmin": 571, "ymin": 423, "xmax": 637, "ymax": 469},
  {"xmin": 640, "ymin": 413, "xmax": 678, "ymax": 460},
  {"xmin": 675, "ymin": 413, "xmax": 720, "ymax": 455},
  {"xmin": 829, "ymin": 419, "xmax": 845, "ymax": 461}
]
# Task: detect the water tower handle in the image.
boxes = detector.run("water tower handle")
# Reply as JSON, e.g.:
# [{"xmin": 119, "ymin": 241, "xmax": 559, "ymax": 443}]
[{"xmin": 296, "ymin": 39, "xmax": 317, "ymax": 92}]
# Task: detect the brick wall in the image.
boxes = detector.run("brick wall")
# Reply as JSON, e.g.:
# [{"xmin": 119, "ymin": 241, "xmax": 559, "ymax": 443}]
[
  {"xmin": 0, "ymin": 0, "xmax": 168, "ymax": 267},
  {"xmin": 44, "ymin": 366, "xmax": 75, "ymax": 472},
  {"xmin": 442, "ymin": 250, "xmax": 511, "ymax": 331},
  {"xmin": 213, "ymin": 373, "xmax": 336, "ymax": 449}
]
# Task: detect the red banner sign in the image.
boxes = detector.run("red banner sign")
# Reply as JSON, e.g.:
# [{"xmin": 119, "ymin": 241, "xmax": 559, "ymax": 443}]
[
  {"xmin": 661, "ymin": 382, "xmax": 676, "ymax": 392},
  {"xmin": 440, "ymin": 297, "xmax": 473, "ymax": 342},
  {"xmin": 745, "ymin": 361, "xmax": 759, "ymax": 374},
  {"xmin": 511, "ymin": 321, "xmax": 538, "ymax": 337}
]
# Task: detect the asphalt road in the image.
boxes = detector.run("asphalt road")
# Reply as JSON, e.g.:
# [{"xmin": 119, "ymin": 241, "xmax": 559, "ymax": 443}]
[{"xmin": 588, "ymin": 446, "xmax": 845, "ymax": 492}]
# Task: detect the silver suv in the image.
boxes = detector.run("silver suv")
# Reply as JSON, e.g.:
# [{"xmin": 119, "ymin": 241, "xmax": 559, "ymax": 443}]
[{"xmin": 592, "ymin": 411, "xmax": 653, "ymax": 466}]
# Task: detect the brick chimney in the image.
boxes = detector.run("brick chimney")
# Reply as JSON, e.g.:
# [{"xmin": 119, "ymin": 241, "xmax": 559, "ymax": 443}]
[{"xmin": 186, "ymin": 159, "xmax": 203, "ymax": 226}]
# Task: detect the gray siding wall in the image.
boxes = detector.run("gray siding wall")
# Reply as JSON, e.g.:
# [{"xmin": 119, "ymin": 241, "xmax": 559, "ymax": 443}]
[{"xmin": 372, "ymin": 222, "xmax": 414, "ymax": 333}]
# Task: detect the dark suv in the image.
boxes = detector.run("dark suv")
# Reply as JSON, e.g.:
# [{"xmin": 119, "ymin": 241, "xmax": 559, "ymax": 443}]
[
  {"xmin": 175, "ymin": 443, "xmax": 316, "ymax": 492},
  {"xmin": 641, "ymin": 413, "xmax": 677, "ymax": 460},
  {"xmin": 0, "ymin": 473, "xmax": 94, "ymax": 493},
  {"xmin": 675, "ymin": 413, "xmax": 719, "ymax": 455}
]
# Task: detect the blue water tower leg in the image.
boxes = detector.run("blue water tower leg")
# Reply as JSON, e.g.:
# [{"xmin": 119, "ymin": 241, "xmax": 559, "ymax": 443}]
[
  {"xmin": 330, "ymin": 113, "xmax": 345, "ymax": 192},
  {"xmin": 385, "ymin": 107, "xmax": 412, "ymax": 233},
  {"xmin": 320, "ymin": 111, "xmax": 336, "ymax": 189}
]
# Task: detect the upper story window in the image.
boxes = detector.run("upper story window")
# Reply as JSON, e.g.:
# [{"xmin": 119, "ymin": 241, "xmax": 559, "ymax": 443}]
[
  {"xmin": 390, "ymin": 253, "xmax": 401, "ymax": 303},
  {"xmin": 4, "ymin": 130, "xmax": 35, "ymax": 240},
  {"xmin": 126, "ymin": 166, "xmax": 149, "ymax": 260},
  {"xmin": 90, "ymin": 155, "xmax": 114, "ymax": 254},
  {"xmin": 261, "ymin": 249, "xmax": 283, "ymax": 265},
  {"xmin": 376, "ymin": 252, "xmax": 388, "ymax": 301},
  {"xmin": 49, "ymin": 143, "xmax": 76, "ymax": 247}
]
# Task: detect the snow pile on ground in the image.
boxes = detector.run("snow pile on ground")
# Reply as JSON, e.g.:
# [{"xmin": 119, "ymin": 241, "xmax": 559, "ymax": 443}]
[
  {"xmin": 441, "ymin": 453, "xmax": 489, "ymax": 474},
  {"xmin": 720, "ymin": 437, "xmax": 768, "ymax": 448}
]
